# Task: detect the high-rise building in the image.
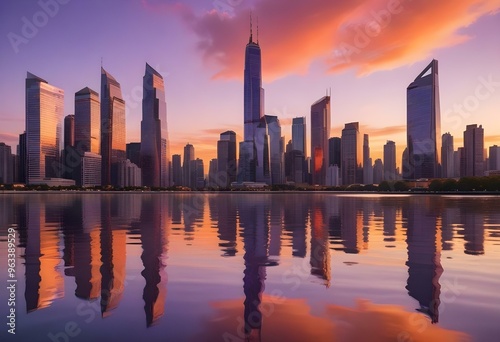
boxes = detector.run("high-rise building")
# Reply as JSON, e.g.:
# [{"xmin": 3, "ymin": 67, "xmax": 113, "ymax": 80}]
[
  {"xmin": 126, "ymin": 143, "xmax": 141, "ymax": 167},
  {"xmin": 463, "ymin": 124, "xmax": 484, "ymax": 177},
  {"xmin": 489, "ymin": 145, "xmax": 500, "ymax": 171},
  {"xmin": 117, "ymin": 159, "xmax": 141, "ymax": 187},
  {"xmin": 406, "ymin": 59, "xmax": 441, "ymax": 179},
  {"xmin": 62, "ymin": 114, "xmax": 75, "ymax": 180},
  {"xmin": 328, "ymin": 137, "xmax": 341, "ymax": 167},
  {"xmin": 256, "ymin": 115, "xmax": 283, "ymax": 185},
  {"xmin": 171, "ymin": 154, "xmax": 182, "ymax": 186},
  {"xmin": 457, "ymin": 147, "xmax": 466, "ymax": 177},
  {"xmin": 383, "ymin": 140, "xmax": 396, "ymax": 181},
  {"xmin": 441, "ymin": 133, "xmax": 454, "ymax": 178},
  {"xmin": 292, "ymin": 117, "xmax": 306, "ymax": 156},
  {"xmin": 217, "ymin": 131, "xmax": 237, "ymax": 188},
  {"xmin": 75, "ymin": 87, "xmax": 100, "ymax": 154},
  {"xmin": 183, "ymin": 144, "xmax": 195, "ymax": 188},
  {"xmin": 453, "ymin": 149, "xmax": 461, "ymax": 178},
  {"xmin": 239, "ymin": 20, "xmax": 264, "ymax": 182},
  {"xmin": 64, "ymin": 115, "xmax": 75, "ymax": 150},
  {"xmin": 18, "ymin": 132, "xmax": 27, "ymax": 183},
  {"xmin": 373, "ymin": 158, "xmax": 384, "ymax": 184},
  {"xmin": 190, "ymin": 158, "xmax": 205, "ymax": 190},
  {"xmin": 341, "ymin": 122, "xmax": 363, "ymax": 185},
  {"xmin": 100, "ymin": 67, "xmax": 126, "ymax": 187},
  {"xmin": 74, "ymin": 152, "xmax": 101, "ymax": 187},
  {"xmin": 363, "ymin": 134, "xmax": 373, "ymax": 184},
  {"xmin": 25, "ymin": 72, "xmax": 64, "ymax": 184},
  {"xmin": 310, "ymin": 96, "xmax": 331, "ymax": 185},
  {"xmin": 0, "ymin": 143, "xmax": 13, "ymax": 184},
  {"xmin": 141, "ymin": 63, "xmax": 170, "ymax": 188},
  {"xmin": 208, "ymin": 158, "xmax": 218, "ymax": 189}
]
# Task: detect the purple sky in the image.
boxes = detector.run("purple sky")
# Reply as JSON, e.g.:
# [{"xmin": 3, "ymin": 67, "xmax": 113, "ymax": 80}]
[{"xmin": 0, "ymin": 0, "xmax": 499, "ymax": 167}]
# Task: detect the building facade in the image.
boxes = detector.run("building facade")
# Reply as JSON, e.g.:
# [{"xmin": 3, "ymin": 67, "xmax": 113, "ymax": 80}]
[
  {"xmin": 217, "ymin": 131, "xmax": 237, "ymax": 188},
  {"xmin": 384, "ymin": 140, "xmax": 397, "ymax": 181},
  {"xmin": 310, "ymin": 96, "xmax": 331, "ymax": 185},
  {"xmin": 441, "ymin": 133, "xmax": 454, "ymax": 178},
  {"xmin": 463, "ymin": 124, "xmax": 484, "ymax": 177},
  {"xmin": 341, "ymin": 122, "xmax": 363, "ymax": 185}
]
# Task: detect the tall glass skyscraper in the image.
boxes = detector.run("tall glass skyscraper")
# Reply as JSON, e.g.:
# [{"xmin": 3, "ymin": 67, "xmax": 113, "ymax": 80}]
[
  {"xmin": 292, "ymin": 117, "xmax": 306, "ymax": 156},
  {"xmin": 100, "ymin": 67, "xmax": 126, "ymax": 187},
  {"xmin": 217, "ymin": 131, "xmax": 237, "ymax": 188},
  {"xmin": 141, "ymin": 63, "xmax": 170, "ymax": 187},
  {"xmin": 341, "ymin": 122, "xmax": 363, "ymax": 185},
  {"xmin": 310, "ymin": 96, "xmax": 330, "ymax": 185},
  {"xmin": 25, "ymin": 72, "xmax": 64, "ymax": 184},
  {"xmin": 239, "ymin": 21, "xmax": 264, "ymax": 182},
  {"xmin": 75, "ymin": 87, "xmax": 100, "ymax": 154},
  {"xmin": 383, "ymin": 140, "xmax": 396, "ymax": 181},
  {"xmin": 406, "ymin": 59, "xmax": 441, "ymax": 179}
]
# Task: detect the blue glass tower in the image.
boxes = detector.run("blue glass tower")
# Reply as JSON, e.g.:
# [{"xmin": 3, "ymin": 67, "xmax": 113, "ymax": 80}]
[{"xmin": 406, "ymin": 59, "xmax": 441, "ymax": 179}]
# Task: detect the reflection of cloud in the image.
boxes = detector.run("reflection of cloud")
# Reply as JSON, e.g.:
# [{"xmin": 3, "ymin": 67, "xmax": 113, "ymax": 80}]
[
  {"xmin": 143, "ymin": 0, "xmax": 500, "ymax": 79},
  {"xmin": 192, "ymin": 295, "xmax": 470, "ymax": 342}
]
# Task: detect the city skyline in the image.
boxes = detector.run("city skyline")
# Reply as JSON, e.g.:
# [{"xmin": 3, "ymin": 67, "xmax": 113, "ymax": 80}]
[{"xmin": 0, "ymin": 1, "xmax": 499, "ymax": 170}]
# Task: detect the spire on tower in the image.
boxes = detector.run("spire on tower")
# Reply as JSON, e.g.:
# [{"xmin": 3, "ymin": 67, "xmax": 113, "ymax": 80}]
[
  {"xmin": 249, "ymin": 12, "xmax": 253, "ymax": 43},
  {"xmin": 256, "ymin": 16, "xmax": 259, "ymax": 44}
]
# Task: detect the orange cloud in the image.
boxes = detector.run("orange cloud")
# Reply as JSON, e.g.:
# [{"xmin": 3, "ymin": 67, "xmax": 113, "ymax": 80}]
[{"xmin": 152, "ymin": 0, "xmax": 500, "ymax": 80}]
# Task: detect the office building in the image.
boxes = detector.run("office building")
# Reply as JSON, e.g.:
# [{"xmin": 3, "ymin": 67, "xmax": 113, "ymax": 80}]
[
  {"xmin": 328, "ymin": 137, "xmax": 341, "ymax": 167},
  {"xmin": 100, "ymin": 67, "xmax": 126, "ymax": 187},
  {"xmin": 183, "ymin": 144, "xmax": 195, "ymax": 188},
  {"xmin": 363, "ymin": 134, "xmax": 373, "ymax": 184},
  {"xmin": 310, "ymin": 96, "xmax": 331, "ymax": 185},
  {"xmin": 406, "ymin": 59, "xmax": 441, "ymax": 179},
  {"xmin": 373, "ymin": 158, "xmax": 384, "ymax": 184},
  {"xmin": 141, "ymin": 63, "xmax": 170, "ymax": 187},
  {"xmin": 117, "ymin": 159, "xmax": 141, "ymax": 187},
  {"xmin": 18, "ymin": 132, "xmax": 27, "ymax": 183},
  {"xmin": 341, "ymin": 122, "xmax": 363, "ymax": 185},
  {"xmin": 463, "ymin": 124, "xmax": 484, "ymax": 177},
  {"xmin": 172, "ymin": 154, "xmax": 182, "ymax": 186},
  {"xmin": 126, "ymin": 143, "xmax": 141, "ymax": 167},
  {"xmin": 217, "ymin": 131, "xmax": 237, "ymax": 188},
  {"xmin": 292, "ymin": 117, "xmax": 306, "ymax": 156},
  {"xmin": 441, "ymin": 133, "xmax": 454, "ymax": 178},
  {"xmin": 25, "ymin": 72, "xmax": 64, "ymax": 184},
  {"xmin": 0, "ymin": 143, "xmax": 13, "ymax": 184},
  {"xmin": 74, "ymin": 87, "xmax": 100, "ymax": 154},
  {"xmin": 489, "ymin": 145, "xmax": 500, "ymax": 171},
  {"xmin": 384, "ymin": 140, "xmax": 396, "ymax": 181}
]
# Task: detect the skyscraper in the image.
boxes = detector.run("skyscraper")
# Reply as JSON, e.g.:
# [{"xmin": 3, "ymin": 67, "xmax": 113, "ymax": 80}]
[
  {"xmin": 292, "ymin": 117, "xmax": 306, "ymax": 156},
  {"xmin": 383, "ymin": 140, "xmax": 396, "ymax": 181},
  {"xmin": 441, "ymin": 133, "xmax": 454, "ymax": 178},
  {"xmin": 406, "ymin": 59, "xmax": 441, "ymax": 179},
  {"xmin": 126, "ymin": 143, "xmax": 141, "ymax": 167},
  {"xmin": 75, "ymin": 87, "xmax": 100, "ymax": 154},
  {"xmin": 18, "ymin": 132, "xmax": 26, "ymax": 183},
  {"xmin": 239, "ymin": 19, "xmax": 264, "ymax": 182},
  {"xmin": 310, "ymin": 96, "xmax": 331, "ymax": 185},
  {"xmin": 25, "ymin": 72, "xmax": 64, "ymax": 184},
  {"xmin": 63, "ymin": 114, "xmax": 75, "ymax": 180},
  {"xmin": 0, "ymin": 143, "xmax": 13, "ymax": 184},
  {"xmin": 171, "ymin": 154, "xmax": 182, "ymax": 186},
  {"xmin": 328, "ymin": 137, "xmax": 341, "ymax": 167},
  {"xmin": 64, "ymin": 115, "xmax": 75, "ymax": 150},
  {"xmin": 100, "ymin": 67, "xmax": 126, "ymax": 187},
  {"xmin": 341, "ymin": 122, "xmax": 362, "ymax": 185},
  {"xmin": 489, "ymin": 145, "xmax": 500, "ymax": 171},
  {"xmin": 373, "ymin": 158, "xmax": 384, "ymax": 184},
  {"xmin": 182, "ymin": 144, "xmax": 195, "ymax": 188},
  {"xmin": 255, "ymin": 115, "xmax": 283, "ymax": 185},
  {"xmin": 141, "ymin": 63, "xmax": 170, "ymax": 188},
  {"xmin": 217, "ymin": 131, "xmax": 237, "ymax": 188},
  {"xmin": 463, "ymin": 124, "xmax": 484, "ymax": 177},
  {"xmin": 363, "ymin": 134, "xmax": 373, "ymax": 184}
]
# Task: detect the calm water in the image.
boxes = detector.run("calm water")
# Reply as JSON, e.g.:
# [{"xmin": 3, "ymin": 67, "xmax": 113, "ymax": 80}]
[{"xmin": 0, "ymin": 193, "xmax": 499, "ymax": 342}]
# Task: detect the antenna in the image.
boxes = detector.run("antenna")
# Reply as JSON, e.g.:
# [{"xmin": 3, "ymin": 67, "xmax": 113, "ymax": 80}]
[
  {"xmin": 249, "ymin": 11, "xmax": 253, "ymax": 43},
  {"xmin": 101, "ymin": 57, "xmax": 103, "ymax": 68},
  {"xmin": 257, "ymin": 16, "xmax": 259, "ymax": 44}
]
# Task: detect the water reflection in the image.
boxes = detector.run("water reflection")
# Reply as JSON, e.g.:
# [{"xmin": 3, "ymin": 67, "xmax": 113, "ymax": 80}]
[{"xmin": 2, "ymin": 193, "xmax": 499, "ymax": 340}]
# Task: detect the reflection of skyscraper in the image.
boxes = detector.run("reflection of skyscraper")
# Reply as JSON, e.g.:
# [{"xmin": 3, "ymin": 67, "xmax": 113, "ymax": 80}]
[
  {"xmin": 406, "ymin": 59, "xmax": 441, "ymax": 179},
  {"xmin": 141, "ymin": 63, "xmax": 170, "ymax": 187},
  {"xmin": 460, "ymin": 206, "xmax": 485, "ymax": 255},
  {"xmin": 340, "ymin": 198, "xmax": 363, "ymax": 253},
  {"xmin": 100, "ymin": 196, "xmax": 126, "ymax": 316},
  {"xmin": 209, "ymin": 195, "xmax": 238, "ymax": 256},
  {"xmin": 405, "ymin": 198, "xmax": 443, "ymax": 323},
  {"xmin": 100, "ymin": 67, "xmax": 126, "ymax": 187},
  {"xmin": 310, "ymin": 199, "xmax": 331, "ymax": 287},
  {"xmin": 283, "ymin": 195, "xmax": 307, "ymax": 257},
  {"xmin": 311, "ymin": 96, "xmax": 331, "ymax": 185},
  {"xmin": 24, "ymin": 199, "xmax": 64, "ymax": 312},
  {"xmin": 140, "ymin": 195, "xmax": 167, "ymax": 326},
  {"xmin": 26, "ymin": 72, "xmax": 64, "ymax": 183}
]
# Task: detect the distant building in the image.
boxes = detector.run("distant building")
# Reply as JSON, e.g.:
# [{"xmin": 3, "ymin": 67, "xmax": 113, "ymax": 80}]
[
  {"xmin": 171, "ymin": 154, "xmax": 182, "ymax": 186},
  {"xmin": 100, "ymin": 67, "xmax": 126, "ymax": 187},
  {"xmin": 26, "ymin": 72, "xmax": 64, "ymax": 184},
  {"xmin": 208, "ymin": 158, "xmax": 218, "ymax": 189},
  {"xmin": 18, "ymin": 132, "xmax": 27, "ymax": 183},
  {"xmin": 373, "ymin": 158, "xmax": 384, "ymax": 184},
  {"xmin": 384, "ymin": 141, "xmax": 396, "ymax": 181},
  {"xmin": 75, "ymin": 152, "xmax": 101, "ymax": 187},
  {"xmin": 328, "ymin": 137, "xmax": 341, "ymax": 167},
  {"xmin": 489, "ymin": 145, "xmax": 500, "ymax": 171},
  {"xmin": 0, "ymin": 143, "xmax": 13, "ymax": 184},
  {"xmin": 326, "ymin": 165, "xmax": 340, "ymax": 187},
  {"xmin": 217, "ymin": 131, "xmax": 237, "ymax": 188},
  {"xmin": 463, "ymin": 124, "xmax": 484, "ymax": 177},
  {"xmin": 292, "ymin": 117, "xmax": 306, "ymax": 156},
  {"xmin": 341, "ymin": 122, "xmax": 363, "ymax": 185},
  {"xmin": 75, "ymin": 87, "xmax": 100, "ymax": 153},
  {"xmin": 310, "ymin": 96, "xmax": 331, "ymax": 185},
  {"xmin": 126, "ymin": 143, "xmax": 141, "ymax": 167},
  {"xmin": 363, "ymin": 134, "xmax": 373, "ymax": 184},
  {"xmin": 190, "ymin": 158, "xmax": 204, "ymax": 190},
  {"xmin": 63, "ymin": 114, "xmax": 75, "ymax": 179},
  {"xmin": 441, "ymin": 133, "xmax": 454, "ymax": 178},
  {"xmin": 406, "ymin": 60, "xmax": 441, "ymax": 179},
  {"xmin": 117, "ymin": 159, "xmax": 141, "ymax": 187},
  {"xmin": 183, "ymin": 144, "xmax": 195, "ymax": 188}
]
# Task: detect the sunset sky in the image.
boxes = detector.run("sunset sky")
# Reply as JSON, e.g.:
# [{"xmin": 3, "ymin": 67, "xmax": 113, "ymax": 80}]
[{"xmin": 0, "ymin": 0, "xmax": 499, "ymax": 169}]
